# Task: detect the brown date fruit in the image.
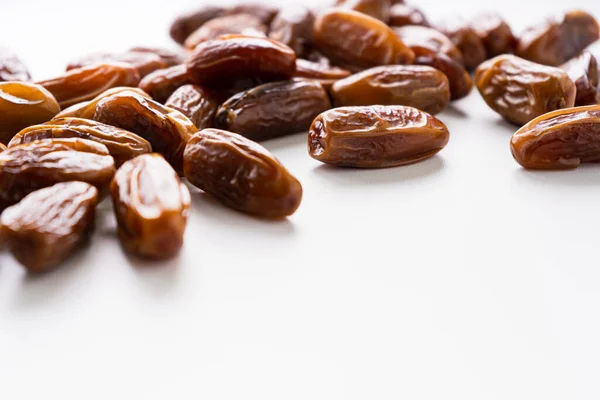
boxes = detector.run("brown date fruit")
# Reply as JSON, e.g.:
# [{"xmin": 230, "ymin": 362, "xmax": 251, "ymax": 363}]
[
  {"xmin": 414, "ymin": 54, "xmax": 473, "ymax": 101},
  {"xmin": 10, "ymin": 118, "xmax": 152, "ymax": 167},
  {"xmin": 561, "ymin": 52, "xmax": 600, "ymax": 106},
  {"xmin": 308, "ymin": 105, "xmax": 450, "ymax": 168},
  {"xmin": 331, "ymin": 65, "xmax": 450, "ymax": 115},
  {"xmin": 293, "ymin": 59, "xmax": 352, "ymax": 90},
  {"xmin": 138, "ymin": 65, "xmax": 191, "ymax": 103},
  {"xmin": 169, "ymin": 6, "xmax": 227, "ymax": 45},
  {"xmin": 0, "ymin": 143, "xmax": 6, "ymax": 152},
  {"xmin": 0, "ymin": 48, "xmax": 31, "ymax": 82},
  {"xmin": 184, "ymin": 13, "xmax": 267, "ymax": 50},
  {"xmin": 471, "ymin": 13, "xmax": 516, "ymax": 57},
  {"xmin": 226, "ymin": 3, "xmax": 279, "ymax": 25},
  {"xmin": 0, "ymin": 138, "xmax": 115, "ymax": 211},
  {"xmin": 335, "ymin": 0, "xmax": 392, "ymax": 23},
  {"xmin": 313, "ymin": 9, "xmax": 414, "ymax": 71},
  {"xmin": 111, "ymin": 154, "xmax": 190, "ymax": 259},
  {"xmin": 475, "ymin": 55, "xmax": 576, "ymax": 125},
  {"xmin": 389, "ymin": 4, "xmax": 430, "ymax": 27},
  {"xmin": 129, "ymin": 47, "xmax": 186, "ymax": 67},
  {"xmin": 269, "ymin": 7, "xmax": 315, "ymax": 57},
  {"xmin": 67, "ymin": 52, "xmax": 167, "ymax": 78},
  {"xmin": 55, "ymin": 87, "xmax": 150, "ymax": 120},
  {"xmin": 93, "ymin": 91, "xmax": 196, "ymax": 172},
  {"xmin": 214, "ymin": 80, "xmax": 331, "ymax": 141},
  {"xmin": 183, "ymin": 129, "xmax": 302, "ymax": 218},
  {"xmin": 37, "ymin": 63, "xmax": 141, "ymax": 109},
  {"xmin": 165, "ymin": 84, "xmax": 219, "ymax": 130},
  {"xmin": 0, "ymin": 182, "xmax": 98, "ymax": 273},
  {"xmin": 510, "ymin": 105, "xmax": 600, "ymax": 169},
  {"xmin": 517, "ymin": 10, "xmax": 600, "ymax": 67},
  {"xmin": 0, "ymin": 81, "xmax": 60, "ymax": 144},
  {"xmin": 394, "ymin": 25, "xmax": 464, "ymax": 65},
  {"xmin": 186, "ymin": 35, "xmax": 297, "ymax": 89},
  {"xmin": 437, "ymin": 18, "xmax": 487, "ymax": 70}
]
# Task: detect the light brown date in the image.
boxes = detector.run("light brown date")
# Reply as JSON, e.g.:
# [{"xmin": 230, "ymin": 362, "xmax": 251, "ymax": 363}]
[
  {"xmin": 165, "ymin": 84, "xmax": 219, "ymax": 130},
  {"xmin": 414, "ymin": 54, "xmax": 473, "ymax": 101},
  {"xmin": 308, "ymin": 105, "xmax": 450, "ymax": 168},
  {"xmin": 138, "ymin": 64, "xmax": 191, "ymax": 103},
  {"xmin": 389, "ymin": 4, "xmax": 429, "ymax": 27},
  {"xmin": 269, "ymin": 7, "xmax": 315, "ymax": 57},
  {"xmin": 437, "ymin": 18, "xmax": 487, "ymax": 70},
  {"xmin": 226, "ymin": 3, "xmax": 279, "ymax": 25},
  {"xmin": 0, "ymin": 47, "xmax": 31, "ymax": 82},
  {"xmin": 184, "ymin": 13, "xmax": 267, "ymax": 50},
  {"xmin": 471, "ymin": 13, "xmax": 516, "ymax": 57},
  {"xmin": 335, "ymin": 0, "xmax": 392, "ymax": 23},
  {"xmin": 293, "ymin": 59, "xmax": 352, "ymax": 89},
  {"xmin": 55, "ymin": 87, "xmax": 150, "ymax": 120},
  {"xmin": 169, "ymin": 6, "xmax": 227, "ymax": 45},
  {"xmin": 561, "ymin": 52, "xmax": 599, "ymax": 106},
  {"xmin": 394, "ymin": 25, "xmax": 464, "ymax": 65},
  {"xmin": 67, "ymin": 52, "xmax": 167, "ymax": 78},
  {"xmin": 0, "ymin": 143, "xmax": 6, "ymax": 152},
  {"xmin": 129, "ymin": 47, "xmax": 186, "ymax": 68}
]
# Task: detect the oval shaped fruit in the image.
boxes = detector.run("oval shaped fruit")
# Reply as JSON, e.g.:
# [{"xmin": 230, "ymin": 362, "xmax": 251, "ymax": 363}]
[
  {"xmin": 0, "ymin": 48, "xmax": 31, "ymax": 82},
  {"xmin": 269, "ymin": 7, "xmax": 315, "ymax": 57},
  {"xmin": 331, "ymin": 65, "xmax": 450, "ymax": 114},
  {"xmin": 139, "ymin": 64, "xmax": 191, "ymax": 103},
  {"xmin": 437, "ymin": 18, "xmax": 486, "ymax": 70},
  {"xmin": 170, "ymin": 6, "xmax": 227, "ymax": 45},
  {"xmin": 471, "ymin": 13, "xmax": 516, "ymax": 57},
  {"xmin": 414, "ymin": 54, "xmax": 473, "ymax": 101},
  {"xmin": 165, "ymin": 84, "xmax": 219, "ymax": 131},
  {"xmin": 67, "ymin": 52, "xmax": 167, "ymax": 78},
  {"xmin": 561, "ymin": 52, "xmax": 600, "ymax": 106},
  {"xmin": 313, "ymin": 9, "xmax": 414, "ymax": 71},
  {"xmin": 389, "ymin": 4, "xmax": 429, "ymax": 27},
  {"xmin": 475, "ymin": 55, "xmax": 576, "ymax": 125},
  {"xmin": 394, "ymin": 25, "xmax": 464, "ymax": 64},
  {"xmin": 293, "ymin": 59, "xmax": 352, "ymax": 89},
  {"xmin": 129, "ymin": 47, "xmax": 186, "ymax": 68},
  {"xmin": 308, "ymin": 105, "xmax": 450, "ymax": 168},
  {"xmin": 184, "ymin": 13, "xmax": 267, "ymax": 50},
  {"xmin": 55, "ymin": 87, "xmax": 150, "ymax": 120},
  {"xmin": 214, "ymin": 80, "xmax": 331, "ymax": 141},
  {"xmin": 335, "ymin": 0, "xmax": 392, "ymax": 22},
  {"xmin": 183, "ymin": 129, "xmax": 302, "ymax": 218},
  {"xmin": 0, "ymin": 81, "xmax": 60, "ymax": 144},
  {"xmin": 0, "ymin": 182, "xmax": 98, "ymax": 273},
  {"xmin": 510, "ymin": 105, "xmax": 600, "ymax": 169}
]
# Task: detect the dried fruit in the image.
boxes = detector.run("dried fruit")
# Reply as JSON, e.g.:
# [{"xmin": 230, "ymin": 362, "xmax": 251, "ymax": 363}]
[
  {"xmin": 183, "ymin": 129, "xmax": 302, "ymax": 218},
  {"xmin": 394, "ymin": 25, "xmax": 464, "ymax": 64},
  {"xmin": 111, "ymin": 154, "xmax": 190, "ymax": 259},
  {"xmin": 510, "ymin": 105, "xmax": 600, "ymax": 169},
  {"xmin": 414, "ymin": 54, "xmax": 473, "ymax": 100},
  {"xmin": 67, "ymin": 52, "xmax": 166, "ymax": 78},
  {"xmin": 0, "ymin": 182, "xmax": 98, "ymax": 273},
  {"xmin": 170, "ymin": 6, "xmax": 227, "ymax": 45},
  {"xmin": 389, "ymin": 4, "xmax": 429, "ymax": 27},
  {"xmin": 471, "ymin": 13, "xmax": 516, "ymax": 57},
  {"xmin": 437, "ymin": 18, "xmax": 487, "ymax": 70},
  {"xmin": 331, "ymin": 65, "xmax": 450, "ymax": 114},
  {"xmin": 0, "ymin": 143, "xmax": 6, "ymax": 152},
  {"xmin": 561, "ymin": 52, "xmax": 600, "ymax": 106},
  {"xmin": 226, "ymin": 3, "xmax": 279, "ymax": 25},
  {"xmin": 184, "ymin": 13, "xmax": 267, "ymax": 50},
  {"xmin": 129, "ymin": 47, "xmax": 186, "ymax": 67},
  {"xmin": 0, "ymin": 48, "xmax": 31, "ymax": 82},
  {"xmin": 165, "ymin": 84, "xmax": 219, "ymax": 131},
  {"xmin": 293, "ymin": 59, "xmax": 352, "ymax": 89},
  {"xmin": 0, "ymin": 81, "xmax": 60, "ymax": 144},
  {"xmin": 475, "ymin": 55, "xmax": 576, "ymax": 125},
  {"xmin": 37, "ymin": 63, "xmax": 141, "ymax": 109},
  {"xmin": 269, "ymin": 7, "xmax": 315, "ymax": 56},
  {"xmin": 139, "ymin": 64, "xmax": 191, "ymax": 103},
  {"xmin": 55, "ymin": 87, "xmax": 150, "ymax": 120},
  {"xmin": 308, "ymin": 105, "xmax": 450, "ymax": 168},
  {"xmin": 335, "ymin": 0, "xmax": 392, "ymax": 23}
]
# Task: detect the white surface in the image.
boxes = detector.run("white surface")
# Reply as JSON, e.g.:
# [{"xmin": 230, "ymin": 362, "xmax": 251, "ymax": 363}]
[{"xmin": 1, "ymin": 0, "xmax": 600, "ymax": 399}]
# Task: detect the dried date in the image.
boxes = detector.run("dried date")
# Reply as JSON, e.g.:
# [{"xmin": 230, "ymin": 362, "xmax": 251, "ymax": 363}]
[
  {"xmin": 169, "ymin": 6, "xmax": 227, "ymax": 45},
  {"xmin": 394, "ymin": 25, "xmax": 464, "ymax": 65},
  {"xmin": 139, "ymin": 64, "xmax": 191, "ymax": 103},
  {"xmin": 165, "ymin": 84, "xmax": 219, "ymax": 131},
  {"xmin": 471, "ymin": 13, "xmax": 516, "ymax": 57},
  {"xmin": 389, "ymin": 4, "xmax": 429, "ymax": 27},
  {"xmin": 129, "ymin": 47, "xmax": 186, "ymax": 67},
  {"xmin": 437, "ymin": 18, "xmax": 487, "ymax": 70},
  {"xmin": 55, "ymin": 87, "xmax": 150, "ymax": 120},
  {"xmin": 414, "ymin": 54, "xmax": 472, "ymax": 101},
  {"xmin": 561, "ymin": 52, "xmax": 599, "ymax": 106},
  {"xmin": 0, "ymin": 47, "xmax": 31, "ymax": 82},
  {"xmin": 335, "ymin": 0, "xmax": 392, "ymax": 23},
  {"xmin": 184, "ymin": 13, "xmax": 267, "ymax": 50},
  {"xmin": 269, "ymin": 7, "xmax": 315, "ymax": 57},
  {"xmin": 67, "ymin": 51, "xmax": 166, "ymax": 78},
  {"xmin": 293, "ymin": 59, "xmax": 352, "ymax": 90}
]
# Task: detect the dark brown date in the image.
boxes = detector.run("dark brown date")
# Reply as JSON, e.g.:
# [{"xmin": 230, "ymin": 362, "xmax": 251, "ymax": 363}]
[
  {"xmin": 331, "ymin": 65, "xmax": 450, "ymax": 114},
  {"xmin": 0, "ymin": 47, "xmax": 31, "ymax": 82},
  {"xmin": 269, "ymin": 7, "xmax": 315, "ymax": 57},
  {"xmin": 414, "ymin": 54, "xmax": 473, "ymax": 101},
  {"xmin": 335, "ymin": 0, "xmax": 392, "ymax": 23},
  {"xmin": 67, "ymin": 51, "xmax": 167, "ymax": 78},
  {"xmin": 308, "ymin": 105, "xmax": 450, "ymax": 168},
  {"xmin": 475, "ymin": 54, "xmax": 576, "ymax": 125},
  {"xmin": 184, "ymin": 13, "xmax": 267, "ymax": 50},
  {"xmin": 38, "ymin": 63, "xmax": 141, "ymax": 109},
  {"xmin": 226, "ymin": 3, "xmax": 279, "ymax": 25},
  {"xmin": 165, "ymin": 84, "xmax": 219, "ymax": 130},
  {"xmin": 186, "ymin": 35, "xmax": 297, "ymax": 89},
  {"xmin": 183, "ymin": 129, "xmax": 302, "ymax": 218},
  {"xmin": 55, "ymin": 87, "xmax": 150, "ymax": 120},
  {"xmin": 169, "ymin": 6, "xmax": 227, "ymax": 45},
  {"xmin": 313, "ymin": 9, "xmax": 414, "ymax": 71},
  {"xmin": 561, "ymin": 52, "xmax": 599, "ymax": 106},
  {"xmin": 214, "ymin": 80, "xmax": 331, "ymax": 141},
  {"xmin": 139, "ymin": 64, "xmax": 191, "ymax": 103},
  {"xmin": 0, "ymin": 81, "xmax": 60, "ymax": 144},
  {"xmin": 293, "ymin": 59, "xmax": 352, "ymax": 90},
  {"xmin": 437, "ymin": 18, "xmax": 487, "ymax": 70},
  {"xmin": 389, "ymin": 4, "xmax": 429, "ymax": 27},
  {"xmin": 510, "ymin": 105, "xmax": 600, "ymax": 169},
  {"xmin": 394, "ymin": 25, "xmax": 464, "ymax": 65},
  {"xmin": 471, "ymin": 13, "xmax": 516, "ymax": 57},
  {"xmin": 129, "ymin": 47, "xmax": 186, "ymax": 67},
  {"xmin": 0, "ymin": 182, "xmax": 98, "ymax": 273}
]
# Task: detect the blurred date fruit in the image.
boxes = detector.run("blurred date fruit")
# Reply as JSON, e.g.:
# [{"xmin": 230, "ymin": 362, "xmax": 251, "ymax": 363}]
[
  {"xmin": 269, "ymin": 7, "xmax": 315, "ymax": 57},
  {"xmin": 437, "ymin": 18, "xmax": 487, "ymax": 70},
  {"xmin": 394, "ymin": 25, "xmax": 464, "ymax": 65},
  {"xmin": 67, "ymin": 52, "xmax": 167, "ymax": 78},
  {"xmin": 389, "ymin": 4, "xmax": 429, "ymax": 27},
  {"xmin": 335, "ymin": 0, "xmax": 392, "ymax": 23},
  {"xmin": 170, "ymin": 6, "xmax": 227, "ymax": 45},
  {"xmin": 471, "ymin": 13, "xmax": 516, "ymax": 57},
  {"xmin": 561, "ymin": 52, "xmax": 600, "ymax": 106},
  {"xmin": 128, "ymin": 47, "xmax": 186, "ymax": 67},
  {"xmin": 184, "ymin": 14, "xmax": 267, "ymax": 50},
  {"xmin": 0, "ymin": 48, "xmax": 31, "ymax": 82}
]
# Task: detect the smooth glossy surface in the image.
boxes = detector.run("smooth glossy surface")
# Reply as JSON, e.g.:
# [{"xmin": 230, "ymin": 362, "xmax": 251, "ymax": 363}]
[
  {"xmin": 165, "ymin": 84, "xmax": 219, "ymax": 130},
  {"xmin": 394, "ymin": 25, "xmax": 464, "ymax": 64},
  {"xmin": 0, "ymin": 47, "xmax": 31, "ymax": 82},
  {"xmin": 389, "ymin": 4, "xmax": 429, "ymax": 27},
  {"xmin": 335, "ymin": 0, "xmax": 392, "ymax": 22},
  {"xmin": 139, "ymin": 64, "xmax": 190, "ymax": 104},
  {"xmin": 184, "ymin": 13, "xmax": 267, "ymax": 50},
  {"xmin": 561, "ymin": 52, "xmax": 600, "ymax": 106}
]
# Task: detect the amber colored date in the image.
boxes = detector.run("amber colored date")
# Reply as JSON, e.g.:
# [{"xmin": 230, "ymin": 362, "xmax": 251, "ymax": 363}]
[
  {"xmin": 335, "ymin": 0, "xmax": 392, "ymax": 23},
  {"xmin": 308, "ymin": 106, "xmax": 450, "ymax": 168},
  {"xmin": 55, "ymin": 87, "xmax": 150, "ymax": 120},
  {"xmin": 437, "ymin": 19, "xmax": 487, "ymax": 70},
  {"xmin": 561, "ymin": 52, "xmax": 599, "ymax": 106},
  {"xmin": 510, "ymin": 105, "xmax": 600, "ymax": 169},
  {"xmin": 0, "ymin": 47, "xmax": 31, "ymax": 82},
  {"xmin": 183, "ymin": 129, "xmax": 302, "ymax": 218},
  {"xmin": 129, "ymin": 47, "xmax": 186, "ymax": 68},
  {"xmin": 394, "ymin": 25, "xmax": 464, "ymax": 65},
  {"xmin": 139, "ymin": 65, "xmax": 191, "ymax": 104},
  {"xmin": 414, "ymin": 54, "xmax": 473, "ymax": 101},
  {"xmin": 165, "ymin": 84, "xmax": 219, "ymax": 131},
  {"xmin": 389, "ymin": 4, "xmax": 429, "ymax": 27},
  {"xmin": 0, "ymin": 182, "xmax": 98, "ymax": 273},
  {"xmin": 471, "ymin": 13, "xmax": 516, "ymax": 57},
  {"xmin": 475, "ymin": 55, "xmax": 576, "ymax": 125},
  {"xmin": 184, "ymin": 13, "xmax": 267, "ymax": 50},
  {"xmin": 293, "ymin": 59, "xmax": 352, "ymax": 89},
  {"xmin": 269, "ymin": 7, "xmax": 315, "ymax": 57},
  {"xmin": 67, "ymin": 52, "xmax": 167, "ymax": 78},
  {"xmin": 170, "ymin": 6, "xmax": 227, "ymax": 45},
  {"xmin": 331, "ymin": 65, "xmax": 450, "ymax": 114}
]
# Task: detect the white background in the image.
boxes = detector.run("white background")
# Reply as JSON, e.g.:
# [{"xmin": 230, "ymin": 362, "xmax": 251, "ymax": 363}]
[{"xmin": 1, "ymin": 0, "xmax": 600, "ymax": 399}]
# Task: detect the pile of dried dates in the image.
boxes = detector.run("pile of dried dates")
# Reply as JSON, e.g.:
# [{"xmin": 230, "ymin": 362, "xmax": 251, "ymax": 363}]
[{"xmin": 1, "ymin": 1, "xmax": 600, "ymax": 273}]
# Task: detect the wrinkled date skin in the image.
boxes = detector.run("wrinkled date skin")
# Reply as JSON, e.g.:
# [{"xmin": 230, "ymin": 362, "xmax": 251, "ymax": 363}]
[
  {"xmin": 0, "ymin": 182, "xmax": 98, "ymax": 273},
  {"xmin": 437, "ymin": 19, "xmax": 487, "ymax": 70},
  {"xmin": 561, "ymin": 52, "xmax": 600, "ymax": 106},
  {"xmin": 510, "ymin": 105, "xmax": 600, "ymax": 169},
  {"xmin": 331, "ymin": 65, "xmax": 450, "ymax": 115},
  {"xmin": 139, "ymin": 65, "xmax": 191, "ymax": 103},
  {"xmin": 129, "ymin": 47, "xmax": 186, "ymax": 68},
  {"xmin": 184, "ymin": 13, "xmax": 268, "ymax": 50},
  {"xmin": 10, "ymin": 118, "xmax": 152, "ymax": 167},
  {"xmin": 169, "ymin": 6, "xmax": 227, "ymax": 45},
  {"xmin": 37, "ymin": 63, "xmax": 141, "ymax": 109},
  {"xmin": 183, "ymin": 129, "xmax": 302, "ymax": 218},
  {"xmin": 110, "ymin": 154, "xmax": 190, "ymax": 259},
  {"xmin": 389, "ymin": 4, "xmax": 430, "ymax": 27},
  {"xmin": 55, "ymin": 87, "xmax": 150, "ymax": 120},
  {"xmin": 0, "ymin": 82, "xmax": 60, "ymax": 144},
  {"xmin": 67, "ymin": 52, "xmax": 167, "ymax": 78},
  {"xmin": 0, "ymin": 48, "xmax": 31, "ymax": 82},
  {"xmin": 269, "ymin": 7, "xmax": 315, "ymax": 57},
  {"xmin": 186, "ymin": 35, "xmax": 297, "ymax": 89},
  {"xmin": 313, "ymin": 9, "xmax": 414, "ymax": 71},
  {"xmin": 308, "ymin": 105, "xmax": 450, "ymax": 168},
  {"xmin": 517, "ymin": 10, "xmax": 600, "ymax": 67},
  {"xmin": 214, "ymin": 80, "xmax": 331, "ymax": 141},
  {"xmin": 0, "ymin": 138, "xmax": 115, "ymax": 211},
  {"xmin": 335, "ymin": 0, "xmax": 392, "ymax": 23},
  {"xmin": 415, "ymin": 54, "xmax": 473, "ymax": 101},
  {"xmin": 293, "ymin": 59, "xmax": 352, "ymax": 89},
  {"xmin": 93, "ymin": 92, "xmax": 196, "ymax": 172},
  {"xmin": 394, "ymin": 25, "xmax": 464, "ymax": 65},
  {"xmin": 165, "ymin": 84, "xmax": 219, "ymax": 131},
  {"xmin": 475, "ymin": 55, "xmax": 576, "ymax": 125},
  {"xmin": 471, "ymin": 13, "xmax": 516, "ymax": 57}
]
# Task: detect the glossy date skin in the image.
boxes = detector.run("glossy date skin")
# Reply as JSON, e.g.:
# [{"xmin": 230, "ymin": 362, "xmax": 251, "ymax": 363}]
[
  {"xmin": 269, "ymin": 7, "xmax": 315, "ymax": 57},
  {"xmin": 561, "ymin": 52, "xmax": 600, "ymax": 106},
  {"xmin": 437, "ymin": 18, "xmax": 487, "ymax": 70},
  {"xmin": 471, "ymin": 13, "xmax": 516, "ymax": 57},
  {"xmin": 183, "ymin": 129, "xmax": 302, "ymax": 218},
  {"xmin": 331, "ymin": 65, "xmax": 450, "ymax": 114},
  {"xmin": 111, "ymin": 154, "xmax": 190, "ymax": 259},
  {"xmin": 0, "ymin": 48, "xmax": 31, "ymax": 82},
  {"xmin": 0, "ymin": 82, "xmax": 60, "ymax": 144},
  {"xmin": 313, "ymin": 9, "xmax": 414, "ymax": 71},
  {"xmin": 389, "ymin": 4, "xmax": 430, "ymax": 27},
  {"xmin": 475, "ymin": 55, "xmax": 576, "ymax": 125},
  {"xmin": 308, "ymin": 105, "xmax": 450, "ymax": 168},
  {"xmin": 165, "ymin": 84, "xmax": 219, "ymax": 130},
  {"xmin": 335, "ymin": 0, "xmax": 392, "ymax": 23},
  {"xmin": 55, "ymin": 87, "xmax": 150, "ymax": 120},
  {"xmin": 394, "ymin": 25, "xmax": 464, "ymax": 65},
  {"xmin": 184, "ymin": 13, "xmax": 267, "ymax": 50},
  {"xmin": 67, "ymin": 52, "xmax": 167, "ymax": 78},
  {"xmin": 510, "ymin": 105, "xmax": 600, "ymax": 169},
  {"xmin": 169, "ymin": 6, "xmax": 227, "ymax": 45},
  {"xmin": 0, "ymin": 182, "xmax": 98, "ymax": 273},
  {"xmin": 214, "ymin": 80, "xmax": 331, "ymax": 141},
  {"xmin": 293, "ymin": 59, "xmax": 352, "ymax": 89},
  {"xmin": 414, "ymin": 54, "xmax": 473, "ymax": 101},
  {"xmin": 139, "ymin": 64, "xmax": 190, "ymax": 103}
]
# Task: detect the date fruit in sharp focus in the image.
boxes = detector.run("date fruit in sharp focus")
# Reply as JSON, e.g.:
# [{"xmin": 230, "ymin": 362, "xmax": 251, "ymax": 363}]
[
  {"xmin": 269, "ymin": 7, "xmax": 315, "ymax": 57},
  {"xmin": 170, "ymin": 6, "xmax": 228, "ymax": 45},
  {"xmin": 313, "ymin": 9, "xmax": 414, "ymax": 71},
  {"xmin": 129, "ymin": 47, "xmax": 186, "ymax": 68},
  {"xmin": 475, "ymin": 55, "xmax": 576, "ymax": 125},
  {"xmin": 293, "ymin": 59, "xmax": 352, "ymax": 90},
  {"xmin": 308, "ymin": 106, "xmax": 450, "ymax": 168},
  {"xmin": 165, "ymin": 84, "xmax": 220, "ymax": 130},
  {"xmin": 389, "ymin": 4, "xmax": 430, "ymax": 27},
  {"xmin": 331, "ymin": 65, "xmax": 450, "ymax": 114},
  {"xmin": 139, "ymin": 65, "xmax": 191, "ymax": 104},
  {"xmin": 437, "ymin": 18, "xmax": 487, "ymax": 70},
  {"xmin": 414, "ymin": 54, "xmax": 473, "ymax": 101},
  {"xmin": 183, "ymin": 129, "xmax": 302, "ymax": 218},
  {"xmin": 214, "ymin": 80, "xmax": 331, "ymax": 141},
  {"xmin": 0, "ymin": 81, "xmax": 60, "ymax": 144},
  {"xmin": 0, "ymin": 48, "xmax": 31, "ymax": 82},
  {"xmin": 561, "ymin": 52, "xmax": 600, "ymax": 107},
  {"xmin": 510, "ymin": 105, "xmax": 600, "ymax": 169},
  {"xmin": 517, "ymin": 10, "xmax": 600, "ymax": 67},
  {"xmin": 37, "ymin": 63, "xmax": 141, "ymax": 109},
  {"xmin": 335, "ymin": 0, "xmax": 392, "ymax": 23},
  {"xmin": 55, "ymin": 87, "xmax": 151, "ymax": 120},
  {"xmin": 0, "ymin": 182, "xmax": 98, "ymax": 273},
  {"xmin": 470, "ymin": 13, "xmax": 516, "ymax": 57},
  {"xmin": 394, "ymin": 25, "xmax": 464, "ymax": 65},
  {"xmin": 110, "ymin": 154, "xmax": 190, "ymax": 259},
  {"xmin": 184, "ymin": 13, "xmax": 268, "ymax": 50},
  {"xmin": 67, "ymin": 52, "xmax": 167, "ymax": 78}
]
